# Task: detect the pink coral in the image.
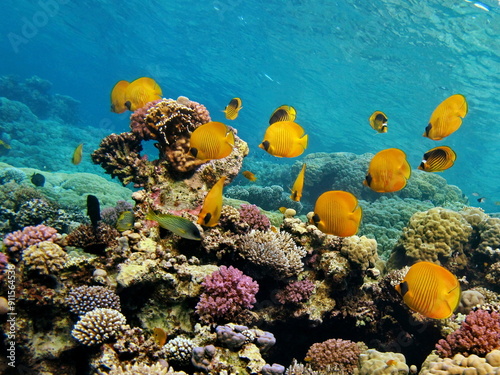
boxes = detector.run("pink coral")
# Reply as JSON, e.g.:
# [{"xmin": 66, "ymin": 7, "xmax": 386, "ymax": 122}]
[
  {"xmin": 238, "ymin": 204, "xmax": 271, "ymax": 232},
  {"xmin": 3, "ymin": 224, "xmax": 58, "ymax": 257},
  {"xmin": 436, "ymin": 309, "xmax": 500, "ymax": 357},
  {"xmin": 305, "ymin": 338, "xmax": 361, "ymax": 372},
  {"xmin": 0, "ymin": 252, "xmax": 8, "ymax": 281},
  {"xmin": 196, "ymin": 265, "xmax": 259, "ymax": 323},
  {"xmin": 275, "ymin": 280, "xmax": 315, "ymax": 304},
  {"xmin": 129, "ymin": 99, "xmax": 162, "ymax": 140}
]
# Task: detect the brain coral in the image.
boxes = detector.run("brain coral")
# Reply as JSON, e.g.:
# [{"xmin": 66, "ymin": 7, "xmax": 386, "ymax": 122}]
[
  {"xmin": 71, "ymin": 308, "xmax": 126, "ymax": 346},
  {"xmin": 23, "ymin": 241, "xmax": 67, "ymax": 275},
  {"xmin": 239, "ymin": 229, "xmax": 307, "ymax": 279},
  {"xmin": 389, "ymin": 207, "xmax": 473, "ymax": 269}
]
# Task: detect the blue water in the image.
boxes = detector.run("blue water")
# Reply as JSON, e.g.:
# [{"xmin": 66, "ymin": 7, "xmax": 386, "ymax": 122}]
[{"xmin": 1, "ymin": 0, "xmax": 499, "ymax": 210}]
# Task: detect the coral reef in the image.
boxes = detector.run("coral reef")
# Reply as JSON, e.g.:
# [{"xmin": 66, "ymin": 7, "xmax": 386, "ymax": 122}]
[
  {"xmin": 162, "ymin": 336, "xmax": 196, "ymax": 365},
  {"xmin": 389, "ymin": 207, "xmax": 473, "ymax": 270},
  {"xmin": 3, "ymin": 224, "xmax": 58, "ymax": 258},
  {"xmin": 65, "ymin": 222, "xmax": 120, "ymax": 254},
  {"xmin": 71, "ymin": 308, "xmax": 127, "ymax": 346},
  {"xmin": 66, "ymin": 285, "xmax": 121, "ymax": 316},
  {"xmin": 22, "ymin": 241, "xmax": 67, "ymax": 275},
  {"xmin": 275, "ymin": 280, "xmax": 315, "ymax": 305},
  {"xmin": 238, "ymin": 204, "xmax": 271, "ymax": 232},
  {"xmin": 239, "ymin": 229, "xmax": 307, "ymax": 279},
  {"xmin": 436, "ymin": 309, "xmax": 500, "ymax": 357},
  {"xmin": 196, "ymin": 265, "xmax": 259, "ymax": 323},
  {"xmin": 305, "ymin": 338, "xmax": 361, "ymax": 372},
  {"xmin": 357, "ymin": 349, "xmax": 409, "ymax": 374},
  {"xmin": 420, "ymin": 350, "xmax": 500, "ymax": 374}
]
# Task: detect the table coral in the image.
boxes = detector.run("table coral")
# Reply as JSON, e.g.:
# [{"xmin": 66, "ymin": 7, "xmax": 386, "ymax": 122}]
[
  {"xmin": 239, "ymin": 229, "xmax": 307, "ymax": 279},
  {"xmin": 22, "ymin": 241, "xmax": 67, "ymax": 275},
  {"xmin": 195, "ymin": 265, "xmax": 259, "ymax": 324},
  {"xmin": 436, "ymin": 309, "xmax": 500, "ymax": 357},
  {"xmin": 71, "ymin": 307, "xmax": 126, "ymax": 346}
]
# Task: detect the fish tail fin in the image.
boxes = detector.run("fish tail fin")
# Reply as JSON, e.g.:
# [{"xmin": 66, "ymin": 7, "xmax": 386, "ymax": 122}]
[
  {"xmin": 301, "ymin": 134, "xmax": 309, "ymax": 150},
  {"xmin": 226, "ymin": 130, "xmax": 235, "ymax": 146},
  {"xmin": 145, "ymin": 208, "xmax": 156, "ymax": 221}
]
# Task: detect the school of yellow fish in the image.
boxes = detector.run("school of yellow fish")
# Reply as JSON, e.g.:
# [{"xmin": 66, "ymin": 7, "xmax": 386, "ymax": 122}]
[{"xmin": 108, "ymin": 78, "xmax": 470, "ymax": 319}]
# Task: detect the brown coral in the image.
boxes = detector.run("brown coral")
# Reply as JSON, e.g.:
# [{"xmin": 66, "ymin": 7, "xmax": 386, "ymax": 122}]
[
  {"xmin": 91, "ymin": 132, "xmax": 152, "ymax": 186},
  {"xmin": 305, "ymin": 338, "xmax": 361, "ymax": 372},
  {"xmin": 65, "ymin": 223, "xmax": 119, "ymax": 254}
]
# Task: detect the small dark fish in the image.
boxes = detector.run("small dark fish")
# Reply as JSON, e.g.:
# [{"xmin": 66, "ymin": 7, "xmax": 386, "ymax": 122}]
[
  {"xmin": 31, "ymin": 173, "xmax": 45, "ymax": 187},
  {"xmin": 87, "ymin": 195, "xmax": 101, "ymax": 227},
  {"xmin": 477, "ymin": 197, "xmax": 486, "ymax": 203}
]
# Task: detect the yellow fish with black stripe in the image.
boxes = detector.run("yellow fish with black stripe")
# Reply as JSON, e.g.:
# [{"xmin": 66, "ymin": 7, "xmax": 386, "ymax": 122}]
[
  {"xmin": 290, "ymin": 163, "xmax": 306, "ymax": 202},
  {"xmin": 423, "ymin": 94, "xmax": 468, "ymax": 140},
  {"xmin": 310, "ymin": 190, "xmax": 362, "ymax": 237},
  {"xmin": 269, "ymin": 105, "xmax": 297, "ymax": 124},
  {"xmin": 124, "ymin": 77, "xmax": 162, "ymax": 111},
  {"xmin": 369, "ymin": 111, "xmax": 388, "ymax": 133},
  {"xmin": 364, "ymin": 148, "xmax": 411, "ymax": 193},
  {"xmin": 110, "ymin": 80, "xmax": 130, "ymax": 113},
  {"xmin": 190, "ymin": 121, "xmax": 235, "ymax": 160},
  {"xmin": 418, "ymin": 146, "xmax": 456, "ymax": 172},
  {"xmin": 395, "ymin": 261, "xmax": 461, "ymax": 319},
  {"xmin": 259, "ymin": 121, "xmax": 308, "ymax": 158},
  {"xmin": 197, "ymin": 176, "xmax": 226, "ymax": 227},
  {"xmin": 223, "ymin": 97, "xmax": 243, "ymax": 120}
]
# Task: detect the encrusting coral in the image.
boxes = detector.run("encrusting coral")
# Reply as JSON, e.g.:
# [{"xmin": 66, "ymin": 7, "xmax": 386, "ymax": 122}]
[
  {"xmin": 420, "ymin": 350, "xmax": 500, "ymax": 374},
  {"xmin": 23, "ymin": 241, "xmax": 67, "ymax": 275},
  {"xmin": 71, "ymin": 307, "xmax": 126, "ymax": 346}
]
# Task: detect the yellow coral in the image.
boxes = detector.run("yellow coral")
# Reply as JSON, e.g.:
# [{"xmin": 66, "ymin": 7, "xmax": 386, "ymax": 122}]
[
  {"xmin": 419, "ymin": 350, "xmax": 500, "ymax": 374},
  {"xmin": 23, "ymin": 241, "xmax": 67, "ymax": 275},
  {"xmin": 390, "ymin": 207, "xmax": 472, "ymax": 269},
  {"xmin": 341, "ymin": 235, "xmax": 379, "ymax": 271}
]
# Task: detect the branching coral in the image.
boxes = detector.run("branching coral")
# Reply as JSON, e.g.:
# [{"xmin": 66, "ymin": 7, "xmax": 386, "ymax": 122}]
[
  {"xmin": 66, "ymin": 285, "xmax": 121, "ymax": 316},
  {"xmin": 238, "ymin": 204, "xmax": 271, "ymax": 232},
  {"xmin": 71, "ymin": 308, "xmax": 126, "ymax": 346},
  {"xmin": 436, "ymin": 309, "xmax": 500, "ymax": 357},
  {"xmin": 195, "ymin": 265, "xmax": 259, "ymax": 323},
  {"xmin": 65, "ymin": 222, "xmax": 119, "ymax": 254},
  {"xmin": 275, "ymin": 280, "xmax": 315, "ymax": 305},
  {"xmin": 239, "ymin": 229, "xmax": 306, "ymax": 279},
  {"xmin": 305, "ymin": 338, "xmax": 361, "ymax": 372},
  {"xmin": 3, "ymin": 224, "xmax": 58, "ymax": 256},
  {"xmin": 161, "ymin": 336, "xmax": 196, "ymax": 365},
  {"xmin": 22, "ymin": 241, "xmax": 67, "ymax": 275}
]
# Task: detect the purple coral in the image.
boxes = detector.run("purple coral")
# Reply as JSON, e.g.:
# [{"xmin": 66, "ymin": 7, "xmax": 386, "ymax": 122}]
[
  {"xmin": 3, "ymin": 224, "xmax": 58, "ymax": 257},
  {"xmin": 436, "ymin": 309, "xmax": 500, "ymax": 357},
  {"xmin": 275, "ymin": 280, "xmax": 315, "ymax": 305},
  {"xmin": 305, "ymin": 338, "xmax": 361, "ymax": 372},
  {"xmin": 101, "ymin": 200, "xmax": 135, "ymax": 226},
  {"xmin": 238, "ymin": 204, "xmax": 271, "ymax": 231},
  {"xmin": 196, "ymin": 266, "xmax": 259, "ymax": 323},
  {"xmin": 0, "ymin": 252, "xmax": 8, "ymax": 281}
]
